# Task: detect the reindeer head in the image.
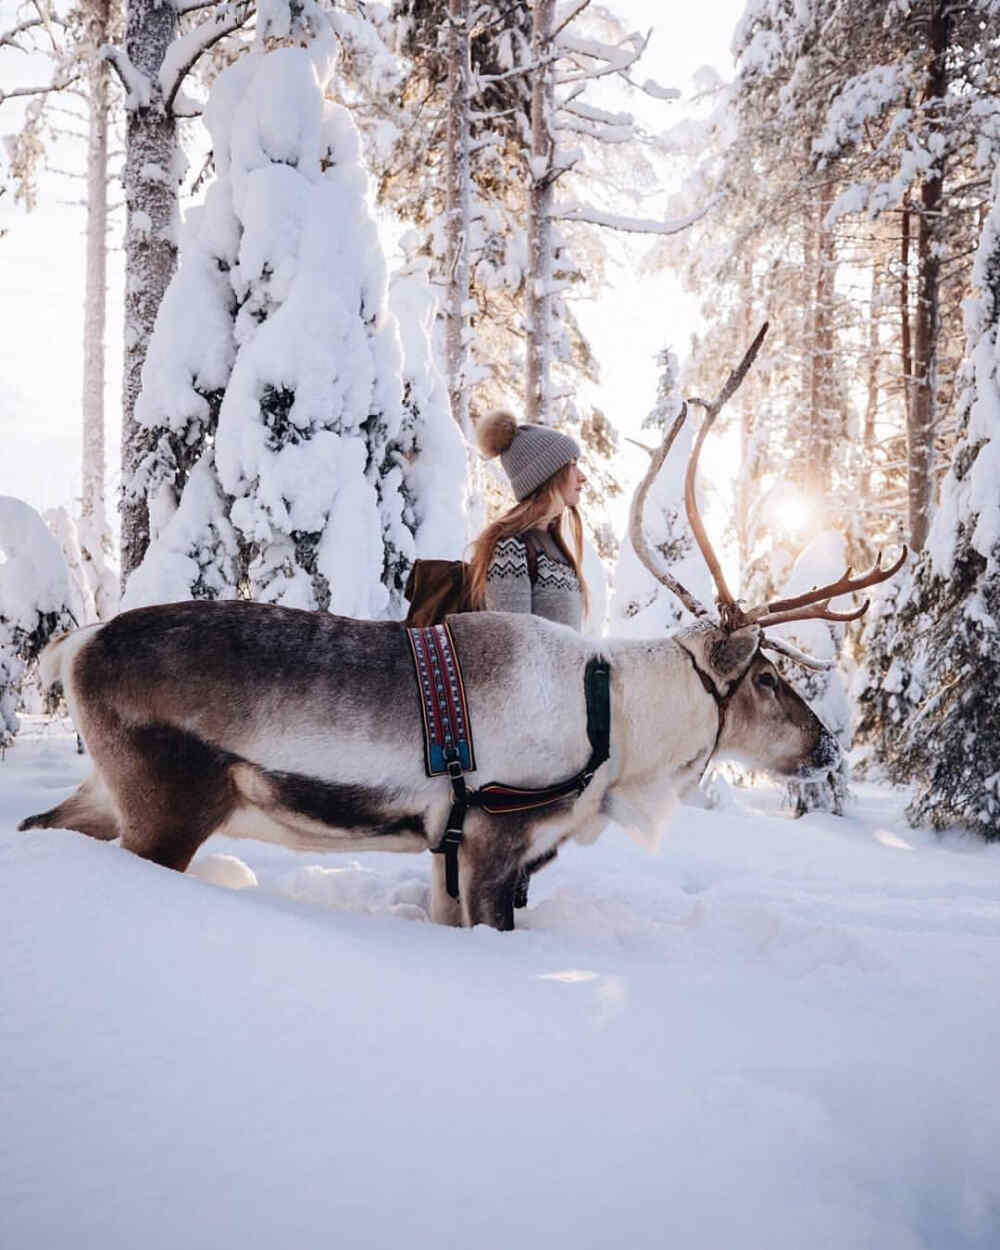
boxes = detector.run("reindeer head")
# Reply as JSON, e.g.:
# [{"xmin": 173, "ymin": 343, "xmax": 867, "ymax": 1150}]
[{"xmin": 629, "ymin": 323, "xmax": 906, "ymax": 781}]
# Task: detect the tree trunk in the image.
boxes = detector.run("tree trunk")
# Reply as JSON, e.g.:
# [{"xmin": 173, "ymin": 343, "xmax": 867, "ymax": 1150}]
[
  {"xmin": 808, "ymin": 179, "xmax": 836, "ymax": 495},
  {"xmin": 119, "ymin": 0, "xmax": 178, "ymax": 587},
  {"xmin": 738, "ymin": 257, "xmax": 755, "ymax": 570},
  {"xmin": 862, "ymin": 261, "xmax": 881, "ymax": 507},
  {"xmin": 899, "ymin": 196, "xmax": 912, "ymax": 430},
  {"xmin": 525, "ymin": 0, "xmax": 555, "ymax": 424},
  {"xmin": 79, "ymin": 0, "xmax": 115, "ymax": 618},
  {"xmin": 908, "ymin": 1, "xmax": 951, "ymax": 553},
  {"xmin": 443, "ymin": 0, "xmax": 471, "ymax": 436}
]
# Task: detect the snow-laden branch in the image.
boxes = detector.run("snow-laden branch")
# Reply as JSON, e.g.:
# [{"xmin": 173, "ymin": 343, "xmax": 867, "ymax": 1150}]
[
  {"xmin": 170, "ymin": 0, "xmax": 223, "ymax": 13},
  {"xmin": 102, "ymin": 44, "xmax": 152, "ymax": 111},
  {"xmin": 561, "ymin": 96, "xmax": 634, "ymax": 129},
  {"xmin": 0, "ymin": 17, "xmax": 47, "ymax": 52},
  {"xmin": 551, "ymin": 198, "xmax": 716, "ymax": 235},
  {"xmin": 0, "ymin": 70, "xmax": 80, "ymax": 106},
  {"xmin": 160, "ymin": 1, "xmax": 254, "ymax": 115},
  {"xmin": 637, "ymin": 77, "xmax": 680, "ymax": 101},
  {"xmin": 556, "ymin": 117, "xmax": 633, "ymax": 143},
  {"xmin": 554, "ymin": 28, "xmax": 648, "ymax": 90},
  {"xmin": 555, "ymin": 31, "xmax": 642, "ymax": 67}
]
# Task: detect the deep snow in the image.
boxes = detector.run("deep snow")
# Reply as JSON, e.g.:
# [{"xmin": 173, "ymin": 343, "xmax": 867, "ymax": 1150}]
[{"xmin": 2, "ymin": 717, "xmax": 999, "ymax": 1250}]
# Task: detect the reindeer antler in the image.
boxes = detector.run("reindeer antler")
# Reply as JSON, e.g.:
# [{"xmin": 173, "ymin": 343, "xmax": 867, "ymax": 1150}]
[
  {"xmin": 684, "ymin": 321, "xmax": 769, "ymax": 629},
  {"xmin": 747, "ymin": 547, "xmax": 908, "ymax": 629},
  {"xmin": 627, "ymin": 404, "xmax": 711, "ymax": 620},
  {"xmin": 627, "ymin": 323, "xmax": 769, "ymax": 628}
]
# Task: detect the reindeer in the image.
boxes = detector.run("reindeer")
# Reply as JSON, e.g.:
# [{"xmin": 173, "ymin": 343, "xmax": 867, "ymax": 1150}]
[{"xmin": 20, "ymin": 327, "xmax": 905, "ymax": 929}]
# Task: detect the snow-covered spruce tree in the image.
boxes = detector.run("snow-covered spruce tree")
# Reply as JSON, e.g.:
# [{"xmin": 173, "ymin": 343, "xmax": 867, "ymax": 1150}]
[
  {"xmin": 882, "ymin": 175, "xmax": 1000, "ymax": 838},
  {"xmin": 128, "ymin": 4, "xmax": 457, "ymax": 618},
  {"xmin": 769, "ymin": 531, "xmax": 852, "ymax": 816},
  {"xmin": 849, "ymin": 567, "xmax": 911, "ymax": 776},
  {"xmin": 0, "ymin": 498, "xmax": 76, "ymax": 747},
  {"xmin": 213, "ymin": 34, "xmax": 411, "ymax": 615},
  {"xmin": 120, "ymin": 151, "xmax": 242, "ymax": 609},
  {"xmin": 611, "ymin": 349, "xmax": 713, "ymax": 635}
]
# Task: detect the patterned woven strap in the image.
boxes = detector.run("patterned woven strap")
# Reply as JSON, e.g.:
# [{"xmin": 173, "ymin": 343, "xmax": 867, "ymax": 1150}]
[{"xmin": 406, "ymin": 623, "xmax": 477, "ymax": 777}]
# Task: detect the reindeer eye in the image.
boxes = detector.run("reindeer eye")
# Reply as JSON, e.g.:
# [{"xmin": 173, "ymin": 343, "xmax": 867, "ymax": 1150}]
[{"xmin": 756, "ymin": 670, "xmax": 778, "ymax": 691}]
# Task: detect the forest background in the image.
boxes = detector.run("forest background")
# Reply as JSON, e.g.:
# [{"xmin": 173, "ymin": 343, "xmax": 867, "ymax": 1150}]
[{"xmin": 2, "ymin": 0, "xmax": 999, "ymax": 840}]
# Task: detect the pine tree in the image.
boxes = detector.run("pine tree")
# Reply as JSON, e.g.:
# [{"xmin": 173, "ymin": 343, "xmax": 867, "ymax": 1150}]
[
  {"xmin": 126, "ymin": 2, "xmax": 460, "ymax": 618},
  {"xmin": 0, "ymin": 497, "xmax": 76, "ymax": 747},
  {"xmin": 882, "ymin": 170, "xmax": 1000, "ymax": 837},
  {"xmin": 769, "ymin": 531, "xmax": 852, "ymax": 816}
]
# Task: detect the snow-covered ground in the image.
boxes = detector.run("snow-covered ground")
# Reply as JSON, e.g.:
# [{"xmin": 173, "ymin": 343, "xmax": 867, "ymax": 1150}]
[{"xmin": 3, "ymin": 717, "xmax": 999, "ymax": 1250}]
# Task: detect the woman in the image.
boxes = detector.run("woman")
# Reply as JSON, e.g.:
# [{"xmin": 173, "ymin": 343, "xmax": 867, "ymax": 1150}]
[
  {"xmin": 467, "ymin": 411, "xmax": 590, "ymax": 910},
  {"xmin": 468, "ymin": 411, "xmax": 588, "ymax": 630}
]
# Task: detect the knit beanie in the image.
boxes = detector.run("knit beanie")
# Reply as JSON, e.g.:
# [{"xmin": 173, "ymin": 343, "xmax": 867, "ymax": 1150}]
[{"xmin": 476, "ymin": 411, "xmax": 580, "ymax": 501}]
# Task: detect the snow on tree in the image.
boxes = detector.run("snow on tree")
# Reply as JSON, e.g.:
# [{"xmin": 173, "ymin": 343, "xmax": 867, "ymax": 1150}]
[
  {"xmin": 878, "ymin": 172, "xmax": 1000, "ymax": 838},
  {"xmin": 1, "ymin": 0, "xmax": 123, "ymax": 615},
  {"xmin": 769, "ymin": 530, "xmax": 852, "ymax": 816},
  {"xmin": 850, "ymin": 568, "xmax": 910, "ymax": 776},
  {"xmin": 120, "ymin": 159, "xmax": 241, "ymax": 610},
  {"xmin": 388, "ymin": 243, "xmax": 469, "ymax": 560},
  {"xmin": 0, "ymin": 498, "xmax": 76, "ymax": 747},
  {"xmin": 126, "ymin": 3, "xmax": 460, "ymax": 618},
  {"xmin": 611, "ymin": 350, "xmax": 713, "ymax": 635},
  {"xmin": 111, "ymin": 0, "xmax": 255, "ymax": 584},
  {"xmin": 212, "ymin": 39, "xmax": 410, "ymax": 616},
  {"xmin": 44, "ymin": 505, "xmax": 98, "ymax": 627}
]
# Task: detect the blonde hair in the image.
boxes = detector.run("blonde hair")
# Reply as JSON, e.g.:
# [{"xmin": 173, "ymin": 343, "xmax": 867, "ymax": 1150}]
[{"xmin": 468, "ymin": 462, "xmax": 589, "ymax": 616}]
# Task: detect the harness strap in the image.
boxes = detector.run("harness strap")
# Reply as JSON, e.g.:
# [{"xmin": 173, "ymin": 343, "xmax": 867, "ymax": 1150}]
[
  {"xmin": 431, "ymin": 657, "xmax": 612, "ymax": 901},
  {"xmin": 682, "ymin": 649, "xmax": 745, "ymax": 780}
]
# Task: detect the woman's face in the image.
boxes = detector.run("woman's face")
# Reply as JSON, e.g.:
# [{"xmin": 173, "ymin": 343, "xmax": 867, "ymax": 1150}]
[{"xmin": 560, "ymin": 460, "xmax": 587, "ymax": 509}]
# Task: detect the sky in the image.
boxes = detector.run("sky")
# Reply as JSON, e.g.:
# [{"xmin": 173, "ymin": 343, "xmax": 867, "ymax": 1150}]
[{"xmin": 0, "ymin": 0, "xmax": 746, "ymax": 530}]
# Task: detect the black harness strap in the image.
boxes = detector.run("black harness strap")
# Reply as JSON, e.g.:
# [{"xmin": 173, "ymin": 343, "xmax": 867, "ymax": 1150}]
[
  {"xmin": 682, "ymin": 647, "xmax": 754, "ymax": 780},
  {"xmin": 432, "ymin": 657, "xmax": 612, "ymax": 901}
]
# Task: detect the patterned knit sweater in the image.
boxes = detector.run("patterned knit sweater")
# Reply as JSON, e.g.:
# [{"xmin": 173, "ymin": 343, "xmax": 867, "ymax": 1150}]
[{"xmin": 485, "ymin": 528, "xmax": 583, "ymax": 631}]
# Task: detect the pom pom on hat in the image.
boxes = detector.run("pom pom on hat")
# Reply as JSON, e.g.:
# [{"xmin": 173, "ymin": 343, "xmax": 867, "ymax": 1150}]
[
  {"xmin": 475, "ymin": 410, "xmax": 580, "ymax": 501},
  {"xmin": 476, "ymin": 410, "xmax": 518, "ymax": 459}
]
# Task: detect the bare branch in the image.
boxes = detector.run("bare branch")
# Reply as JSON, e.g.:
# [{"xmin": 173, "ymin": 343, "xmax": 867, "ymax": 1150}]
[
  {"xmin": 0, "ymin": 18, "xmax": 45, "ymax": 52},
  {"xmin": 0, "ymin": 71, "xmax": 80, "ymax": 106},
  {"xmin": 551, "ymin": 0, "xmax": 590, "ymax": 41}
]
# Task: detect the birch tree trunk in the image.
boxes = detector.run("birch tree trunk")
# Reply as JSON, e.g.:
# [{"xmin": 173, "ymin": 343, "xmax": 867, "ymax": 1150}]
[
  {"xmin": 443, "ymin": 0, "xmax": 470, "ymax": 435},
  {"xmin": 525, "ymin": 0, "xmax": 554, "ymax": 424},
  {"xmin": 908, "ymin": 1, "xmax": 951, "ymax": 553},
  {"xmin": 119, "ymin": 0, "xmax": 178, "ymax": 586},
  {"xmin": 808, "ymin": 179, "xmax": 835, "ymax": 497},
  {"xmin": 861, "ymin": 262, "xmax": 881, "ymax": 507},
  {"xmin": 79, "ymin": 0, "xmax": 115, "ymax": 618},
  {"xmin": 899, "ymin": 196, "xmax": 912, "ymax": 430}
]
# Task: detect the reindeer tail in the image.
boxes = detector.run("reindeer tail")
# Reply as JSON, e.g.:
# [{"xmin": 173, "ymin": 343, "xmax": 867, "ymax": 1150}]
[{"xmin": 37, "ymin": 623, "xmax": 103, "ymax": 693}]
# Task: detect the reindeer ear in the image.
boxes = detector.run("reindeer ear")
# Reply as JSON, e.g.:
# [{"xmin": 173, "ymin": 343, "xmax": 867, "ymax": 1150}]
[{"xmin": 708, "ymin": 627, "xmax": 759, "ymax": 679}]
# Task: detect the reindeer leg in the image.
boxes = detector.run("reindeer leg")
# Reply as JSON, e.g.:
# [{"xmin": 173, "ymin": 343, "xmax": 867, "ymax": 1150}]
[
  {"xmin": 429, "ymin": 854, "xmax": 463, "ymax": 927},
  {"xmin": 513, "ymin": 847, "xmax": 559, "ymax": 909},
  {"xmin": 112, "ymin": 725, "xmax": 239, "ymax": 872},
  {"xmin": 18, "ymin": 772, "xmax": 118, "ymax": 841}
]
